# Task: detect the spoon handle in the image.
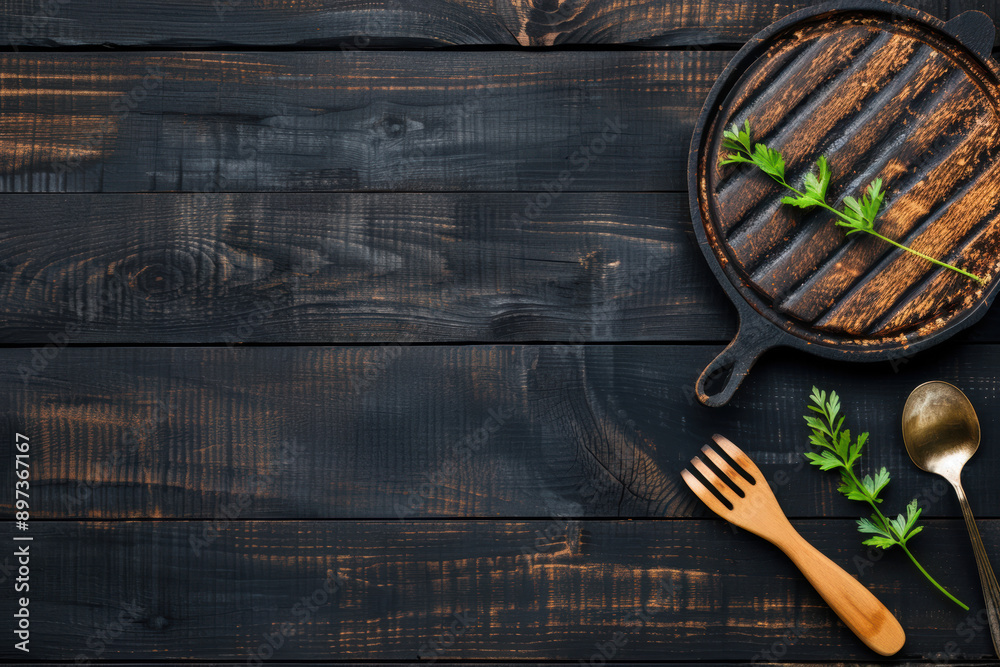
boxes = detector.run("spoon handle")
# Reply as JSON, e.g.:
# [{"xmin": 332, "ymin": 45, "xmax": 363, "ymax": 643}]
[{"xmin": 954, "ymin": 480, "xmax": 1000, "ymax": 656}]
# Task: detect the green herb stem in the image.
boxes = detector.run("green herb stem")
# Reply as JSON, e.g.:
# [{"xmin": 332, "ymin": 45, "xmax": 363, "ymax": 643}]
[
  {"xmin": 841, "ymin": 466, "xmax": 969, "ymax": 610},
  {"xmin": 866, "ymin": 231, "xmax": 982, "ymax": 284},
  {"xmin": 898, "ymin": 542, "xmax": 970, "ymax": 610},
  {"xmin": 773, "ymin": 179, "xmax": 982, "ymax": 284}
]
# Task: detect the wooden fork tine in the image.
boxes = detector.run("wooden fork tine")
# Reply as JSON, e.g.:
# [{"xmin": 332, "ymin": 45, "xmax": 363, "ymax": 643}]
[
  {"xmin": 712, "ymin": 434, "xmax": 765, "ymax": 483},
  {"xmin": 700, "ymin": 444, "xmax": 748, "ymax": 491},
  {"xmin": 680, "ymin": 469, "xmax": 731, "ymax": 516},
  {"xmin": 690, "ymin": 456, "xmax": 739, "ymax": 503}
]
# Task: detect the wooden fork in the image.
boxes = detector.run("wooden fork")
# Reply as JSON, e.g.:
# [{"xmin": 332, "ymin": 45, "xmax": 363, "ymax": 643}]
[{"xmin": 681, "ymin": 434, "xmax": 906, "ymax": 656}]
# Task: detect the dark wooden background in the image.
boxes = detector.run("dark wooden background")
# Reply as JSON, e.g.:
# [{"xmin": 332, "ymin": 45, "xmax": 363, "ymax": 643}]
[{"xmin": 3, "ymin": 0, "xmax": 1000, "ymax": 664}]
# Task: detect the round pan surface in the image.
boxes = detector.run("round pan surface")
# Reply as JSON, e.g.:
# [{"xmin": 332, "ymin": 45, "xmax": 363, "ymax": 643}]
[{"xmin": 690, "ymin": 0, "xmax": 1000, "ymax": 406}]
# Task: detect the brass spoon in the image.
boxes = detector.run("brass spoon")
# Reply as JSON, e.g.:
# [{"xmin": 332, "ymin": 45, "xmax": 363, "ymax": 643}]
[{"xmin": 902, "ymin": 381, "xmax": 1000, "ymax": 655}]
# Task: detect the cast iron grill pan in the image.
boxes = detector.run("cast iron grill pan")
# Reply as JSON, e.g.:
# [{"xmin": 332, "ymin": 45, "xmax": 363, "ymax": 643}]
[{"xmin": 689, "ymin": 0, "xmax": 1000, "ymax": 406}]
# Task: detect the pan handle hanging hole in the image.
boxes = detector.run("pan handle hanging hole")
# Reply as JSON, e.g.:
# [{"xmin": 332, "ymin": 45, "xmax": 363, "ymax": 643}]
[{"xmin": 695, "ymin": 320, "xmax": 769, "ymax": 407}]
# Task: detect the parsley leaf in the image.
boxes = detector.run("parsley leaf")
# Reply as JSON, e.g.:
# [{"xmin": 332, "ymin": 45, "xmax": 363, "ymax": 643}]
[
  {"xmin": 857, "ymin": 516, "xmax": 897, "ymax": 549},
  {"xmin": 751, "ymin": 144, "xmax": 785, "ymax": 181},
  {"xmin": 839, "ymin": 179, "xmax": 884, "ymax": 235},
  {"xmin": 782, "ymin": 155, "xmax": 830, "ymax": 209},
  {"xmin": 722, "ymin": 120, "xmax": 753, "ymax": 155}
]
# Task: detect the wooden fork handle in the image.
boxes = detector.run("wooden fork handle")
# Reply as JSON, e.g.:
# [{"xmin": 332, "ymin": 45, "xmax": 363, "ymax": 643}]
[{"xmin": 777, "ymin": 528, "xmax": 906, "ymax": 656}]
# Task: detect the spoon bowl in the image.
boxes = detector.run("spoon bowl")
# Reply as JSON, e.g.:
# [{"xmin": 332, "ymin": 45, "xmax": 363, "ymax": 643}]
[{"xmin": 902, "ymin": 381, "xmax": 981, "ymax": 481}]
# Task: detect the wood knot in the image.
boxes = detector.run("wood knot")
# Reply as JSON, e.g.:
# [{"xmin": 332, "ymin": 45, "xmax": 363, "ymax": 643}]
[
  {"xmin": 507, "ymin": 0, "xmax": 587, "ymax": 46},
  {"xmin": 115, "ymin": 247, "xmax": 215, "ymax": 302},
  {"xmin": 377, "ymin": 115, "xmax": 407, "ymax": 139}
]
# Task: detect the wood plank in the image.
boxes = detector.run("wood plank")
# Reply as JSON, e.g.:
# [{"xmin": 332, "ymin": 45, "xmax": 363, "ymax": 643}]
[
  {"xmin": 3, "ymin": 519, "xmax": 994, "ymax": 661},
  {"xmin": 0, "ymin": 193, "xmax": 730, "ymax": 343},
  {"xmin": 5, "ymin": 343, "xmax": 1000, "ymax": 520},
  {"xmin": 0, "ymin": 51, "xmax": 724, "ymax": 193},
  {"xmin": 9, "ymin": 192, "xmax": 1000, "ymax": 345},
  {"xmin": 0, "ymin": 0, "xmax": 987, "ymax": 48}
]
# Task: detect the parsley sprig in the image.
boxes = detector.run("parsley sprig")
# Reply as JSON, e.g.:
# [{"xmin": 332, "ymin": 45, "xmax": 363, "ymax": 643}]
[
  {"xmin": 721, "ymin": 121, "xmax": 982, "ymax": 283},
  {"xmin": 804, "ymin": 387, "xmax": 968, "ymax": 610}
]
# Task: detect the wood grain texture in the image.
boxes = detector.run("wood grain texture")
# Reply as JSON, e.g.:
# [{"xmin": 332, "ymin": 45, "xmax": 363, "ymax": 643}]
[
  {"xmin": 2, "ymin": 519, "xmax": 994, "ymax": 661},
  {"xmin": 0, "ymin": 51, "xmax": 725, "ymax": 193},
  {"xmin": 0, "ymin": 193, "xmax": 729, "ymax": 343},
  {"xmin": 0, "ymin": 0, "xmax": 993, "ymax": 48},
  {"xmin": 4, "ymin": 5, "xmax": 1000, "ymax": 663},
  {"xmin": 5, "ymin": 343, "xmax": 1000, "ymax": 520},
  {"xmin": 12, "ymin": 193, "xmax": 1000, "ymax": 344}
]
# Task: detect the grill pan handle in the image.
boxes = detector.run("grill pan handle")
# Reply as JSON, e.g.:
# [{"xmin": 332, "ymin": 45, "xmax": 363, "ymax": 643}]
[
  {"xmin": 944, "ymin": 11, "xmax": 995, "ymax": 60},
  {"xmin": 695, "ymin": 316, "xmax": 770, "ymax": 407}
]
